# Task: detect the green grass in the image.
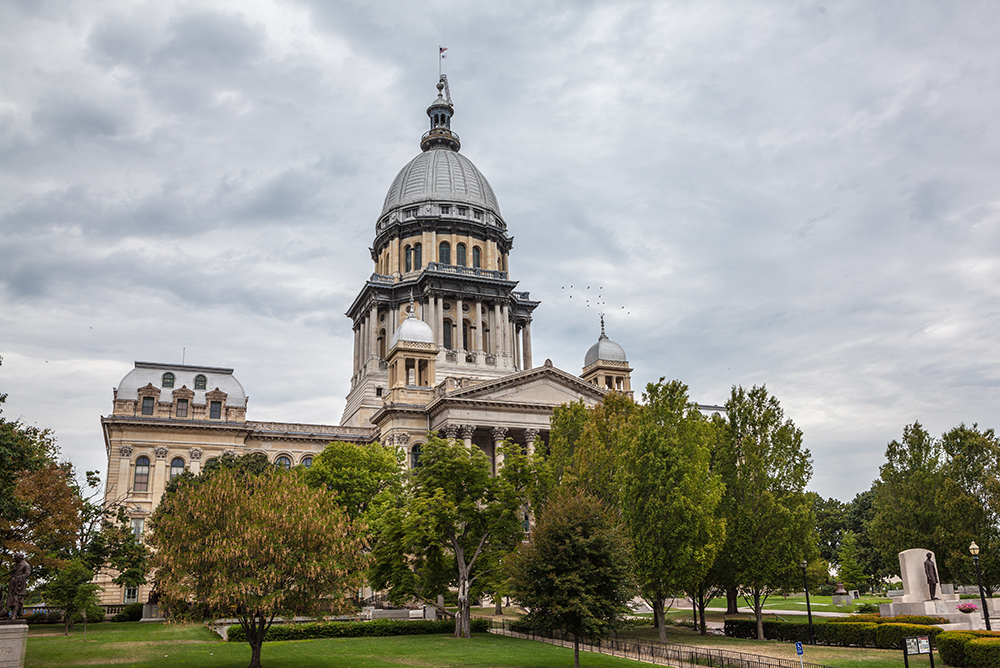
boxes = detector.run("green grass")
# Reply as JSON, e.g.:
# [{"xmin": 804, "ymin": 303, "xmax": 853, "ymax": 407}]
[{"xmin": 25, "ymin": 621, "xmax": 649, "ymax": 668}]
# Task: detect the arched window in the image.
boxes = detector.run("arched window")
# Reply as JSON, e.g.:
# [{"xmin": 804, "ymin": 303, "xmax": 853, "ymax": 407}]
[
  {"xmin": 443, "ymin": 320, "xmax": 453, "ymax": 349},
  {"xmin": 134, "ymin": 456, "xmax": 150, "ymax": 492},
  {"xmin": 472, "ymin": 246, "xmax": 481, "ymax": 268},
  {"xmin": 194, "ymin": 375, "xmax": 207, "ymax": 390},
  {"xmin": 413, "ymin": 243, "xmax": 422, "ymax": 269},
  {"xmin": 276, "ymin": 456, "xmax": 291, "ymax": 470},
  {"xmin": 462, "ymin": 321, "xmax": 469, "ymax": 350},
  {"xmin": 170, "ymin": 457, "xmax": 185, "ymax": 480},
  {"xmin": 404, "ymin": 245, "xmax": 412, "ymax": 272},
  {"xmin": 456, "ymin": 243, "xmax": 466, "ymax": 266},
  {"xmin": 439, "ymin": 241, "xmax": 450, "ymax": 264},
  {"xmin": 301, "ymin": 456, "xmax": 313, "ymax": 468},
  {"xmin": 162, "ymin": 372, "xmax": 174, "ymax": 388},
  {"xmin": 411, "ymin": 444, "xmax": 421, "ymax": 469}
]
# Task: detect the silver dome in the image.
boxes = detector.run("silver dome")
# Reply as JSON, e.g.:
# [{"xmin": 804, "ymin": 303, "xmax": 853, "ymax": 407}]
[
  {"xmin": 381, "ymin": 147, "xmax": 500, "ymax": 217},
  {"xmin": 390, "ymin": 312, "xmax": 435, "ymax": 347},
  {"xmin": 584, "ymin": 331, "xmax": 627, "ymax": 367}
]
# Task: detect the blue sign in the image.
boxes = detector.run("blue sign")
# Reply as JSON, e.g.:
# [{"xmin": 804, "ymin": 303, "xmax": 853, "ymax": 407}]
[{"xmin": 796, "ymin": 642, "xmax": 804, "ymax": 656}]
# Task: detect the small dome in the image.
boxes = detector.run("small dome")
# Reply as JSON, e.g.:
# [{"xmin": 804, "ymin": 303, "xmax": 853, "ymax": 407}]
[
  {"xmin": 390, "ymin": 311, "xmax": 435, "ymax": 347},
  {"xmin": 584, "ymin": 320, "xmax": 627, "ymax": 367}
]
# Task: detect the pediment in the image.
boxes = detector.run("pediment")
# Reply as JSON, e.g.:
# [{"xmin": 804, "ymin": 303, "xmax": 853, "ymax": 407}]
[{"xmin": 442, "ymin": 365, "xmax": 606, "ymax": 407}]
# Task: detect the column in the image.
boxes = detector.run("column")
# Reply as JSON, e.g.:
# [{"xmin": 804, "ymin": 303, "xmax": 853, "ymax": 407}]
[
  {"xmin": 352, "ymin": 324, "xmax": 360, "ymax": 373},
  {"xmin": 456, "ymin": 298, "xmax": 465, "ymax": 350},
  {"xmin": 492, "ymin": 426, "xmax": 508, "ymax": 474},
  {"xmin": 461, "ymin": 424, "xmax": 475, "ymax": 449},
  {"xmin": 514, "ymin": 325, "xmax": 522, "ymax": 370},
  {"xmin": 117, "ymin": 445, "xmax": 133, "ymax": 493},
  {"xmin": 474, "ymin": 302, "xmax": 483, "ymax": 351},
  {"xmin": 390, "ymin": 306, "xmax": 398, "ymax": 337},
  {"xmin": 189, "ymin": 448, "xmax": 203, "ymax": 475},
  {"xmin": 369, "ymin": 304, "xmax": 378, "ymax": 361},
  {"xmin": 525, "ymin": 428, "xmax": 539, "ymax": 457},
  {"xmin": 501, "ymin": 304, "xmax": 510, "ymax": 355},
  {"xmin": 425, "ymin": 296, "xmax": 434, "ymax": 330},
  {"xmin": 436, "ymin": 297, "xmax": 445, "ymax": 347},
  {"xmin": 522, "ymin": 321, "xmax": 533, "ymax": 369},
  {"xmin": 152, "ymin": 446, "xmax": 168, "ymax": 501},
  {"xmin": 444, "ymin": 424, "xmax": 460, "ymax": 441},
  {"xmin": 492, "ymin": 303, "xmax": 501, "ymax": 354}
]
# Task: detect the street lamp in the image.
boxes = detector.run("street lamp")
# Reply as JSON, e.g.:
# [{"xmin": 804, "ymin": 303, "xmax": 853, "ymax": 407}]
[
  {"xmin": 801, "ymin": 560, "xmax": 815, "ymax": 645},
  {"xmin": 970, "ymin": 542, "xmax": 991, "ymax": 631}
]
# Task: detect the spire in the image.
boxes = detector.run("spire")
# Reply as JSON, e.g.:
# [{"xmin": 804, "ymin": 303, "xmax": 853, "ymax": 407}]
[
  {"xmin": 599, "ymin": 313, "xmax": 607, "ymax": 339},
  {"xmin": 421, "ymin": 76, "xmax": 461, "ymax": 152}
]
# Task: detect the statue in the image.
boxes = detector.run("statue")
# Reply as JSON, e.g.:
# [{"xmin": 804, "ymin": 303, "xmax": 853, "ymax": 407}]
[
  {"xmin": 924, "ymin": 552, "xmax": 939, "ymax": 601},
  {"xmin": 4, "ymin": 552, "xmax": 31, "ymax": 619}
]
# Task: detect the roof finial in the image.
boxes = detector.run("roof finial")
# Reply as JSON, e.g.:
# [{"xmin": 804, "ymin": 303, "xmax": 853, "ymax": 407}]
[
  {"xmin": 600, "ymin": 313, "xmax": 607, "ymax": 339},
  {"xmin": 408, "ymin": 289, "xmax": 415, "ymax": 316}
]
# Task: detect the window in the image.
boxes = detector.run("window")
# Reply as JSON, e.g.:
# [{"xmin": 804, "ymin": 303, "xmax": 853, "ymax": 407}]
[
  {"xmin": 439, "ymin": 241, "xmax": 450, "ymax": 264},
  {"xmin": 162, "ymin": 372, "xmax": 174, "ymax": 388},
  {"xmin": 404, "ymin": 207, "xmax": 417, "ymax": 218},
  {"xmin": 375, "ymin": 387, "xmax": 383, "ymax": 397},
  {"xmin": 124, "ymin": 588, "xmax": 138, "ymax": 604},
  {"xmin": 473, "ymin": 209, "xmax": 483, "ymax": 220},
  {"xmin": 462, "ymin": 321, "xmax": 469, "ymax": 350},
  {"xmin": 170, "ymin": 457, "xmax": 185, "ymax": 479},
  {"xmin": 141, "ymin": 396, "xmax": 154, "ymax": 416},
  {"xmin": 457, "ymin": 206, "xmax": 468, "ymax": 216},
  {"xmin": 209, "ymin": 401, "xmax": 222, "ymax": 419},
  {"xmin": 404, "ymin": 245, "xmax": 412, "ymax": 272},
  {"xmin": 276, "ymin": 456, "xmax": 291, "ymax": 470},
  {"xmin": 472, "ymin": 246, "xmax": 481, "ymax": 268},
  {"xmin": 413, "ymin": 243, "xmax": 422, "ymax": 269},
  {"xmin": 411, "ymin": 444, "xmax": 421, "ymax": 469},
  {"xmin": 443, "ymin": 320, "xmax": 453, "ymax": 349},
  {"xmin": 176, "ymin": 398, "xmax": 188, "ymax": 418},
  {"xmin": 194, "ymin": 375, "xmax": 207, "ymax": 390},
  {"xmin": 131, "ymin": 517, "xmax": 145, "ymax": 540},
  {"xmin": 301, "ymin": 456, "xmax": 313, "ymax": 468},
  {"xmin": 134, "ymin": 457, "xmax": 150, "ymax": 492},
  {"xmin": 456, "ymin": 243, "xmax": 466, "ymax": 266},
  {"xmin": 440, "ymin": 204, "xmax": 450, "ymax": 215}
]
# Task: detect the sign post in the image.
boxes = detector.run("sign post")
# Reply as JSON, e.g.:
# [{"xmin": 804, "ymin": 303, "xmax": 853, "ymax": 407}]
[
  {"xmin": 795, "ymin": 641, "xmax": 804, "ymax": 668},
  {"xmin": 902, "ymin": 635, "xmax": 934, "ymax": 668}
]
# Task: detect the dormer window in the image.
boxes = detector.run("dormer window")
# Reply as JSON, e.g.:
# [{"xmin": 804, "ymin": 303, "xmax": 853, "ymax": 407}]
[
  {"xmin": 141, "ymin": 397, "xmax": 154, "ymax": 416},
  {"xmin": 440, "ymin": 205, "xmax": 450, "ymax": 215},
  {"xmin": 457, "ymin": 206, "xmax": 468, "ymax": 216},
  {"xmin": 176, "ymin": 399, "xmax": 188, "ymax": 418},
  {"xmin": 162, "ymin": 372, "xmax": 175, "ymax": 388},
  {"xmin": 209, "ymin": 401, "xmax": 222, "ymax": 419},
  {"xmin": 194, "ymin": 375, "xmax": 207, "ymax": 390},
  {"xmin": 473, "ymin": 209, "xmax": 483, "ymax": 220},
  {"xmin": 404, "ymin": 208, "xmax": 417, "ymax": 219}
]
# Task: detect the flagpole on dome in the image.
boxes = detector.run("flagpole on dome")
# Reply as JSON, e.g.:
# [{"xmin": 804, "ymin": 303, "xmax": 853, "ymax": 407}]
[{"xmin": 439, "ymin": 45, "xmax": 447, "ymax": 76}]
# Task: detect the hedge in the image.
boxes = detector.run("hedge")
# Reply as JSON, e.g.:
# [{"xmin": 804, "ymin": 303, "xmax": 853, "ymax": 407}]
[
  {"xmin": 827, "ymin": 614, "xmax": 949, "ymax": 626},
  {"xmin": 723, "ymin": 618, "xmax": 942, "ymax": 649},
  {"xmin": 227, "ymin": 617, "xmax": 490, "ymax": 643},
  {"xmin": 937, "ymin": 631, "xmax": 1000, "ymax": 667}
]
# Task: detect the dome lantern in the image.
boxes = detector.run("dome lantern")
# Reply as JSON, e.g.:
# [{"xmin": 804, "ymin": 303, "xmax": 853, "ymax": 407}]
[
  {"xmin": 581, "ymin": 315, "xmax": 632, "ymax": 396},
  {"xmin": 421, "ymin": 78, "xmax": 461, "ymax": 152}
]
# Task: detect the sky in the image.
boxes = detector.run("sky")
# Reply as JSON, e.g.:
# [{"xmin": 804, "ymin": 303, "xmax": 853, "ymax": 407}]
[{"xmin": 2, "ymin": 0, "xmax": 999, "ymax": 502}]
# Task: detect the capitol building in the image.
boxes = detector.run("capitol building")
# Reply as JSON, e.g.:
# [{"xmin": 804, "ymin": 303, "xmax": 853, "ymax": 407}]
[{"xmin": 97, "ymin": 77, "xmax": 634, "ymax": 605}]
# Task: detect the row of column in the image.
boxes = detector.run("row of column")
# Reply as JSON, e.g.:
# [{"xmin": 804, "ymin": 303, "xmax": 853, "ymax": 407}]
[
  {"xmin": 353, "ymin": 298, "xmax": 534, "ymax": 373},
  {"xmin": 440, "ymin": 424, "xmax": 541, "ymax": 471}
]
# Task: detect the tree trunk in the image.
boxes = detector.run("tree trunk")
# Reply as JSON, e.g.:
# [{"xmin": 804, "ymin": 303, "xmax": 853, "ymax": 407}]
[
  {"xmin": 248, "ymin": 638, "xmax": 263, "ymax": 668},
  {"xmin": 574, "ymin": 637, "xmax": 580, "ymax": 668},
  {"xmin": 726, "ymin": 586, "xmax": 739, "ymax": 614},
  {"xmin": 64, "ymin": 615, "xmax": 70, "ymax": 636},
  {"xmin": 697, "ymin": 586, "xmax": 708, "ymax": 636},
  {"xmin": 455, "ymin": 571, "xmax": 472, "ymax": 638},
  {"xmin": 494, "ymin": 595, "xmax": 502, "ymax": 616},
  {"xmin": 753, "ymin": 591, "xmax": 764, "ymax": 641},
  {"xmin": 653, "ymin": 597, "xmax": 666, "ymax": 642}
]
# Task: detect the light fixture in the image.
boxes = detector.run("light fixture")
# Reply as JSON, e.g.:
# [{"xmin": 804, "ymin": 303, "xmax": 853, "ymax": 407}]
[{"xmin": 971, "ymin": 542, "xmax": 981, "ymax": 556}]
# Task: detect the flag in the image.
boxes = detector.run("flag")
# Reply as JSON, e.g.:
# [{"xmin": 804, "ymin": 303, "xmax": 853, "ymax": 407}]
[{"xmin": 439, "ymin": 46, "xmax": 448, "ymax": 57}]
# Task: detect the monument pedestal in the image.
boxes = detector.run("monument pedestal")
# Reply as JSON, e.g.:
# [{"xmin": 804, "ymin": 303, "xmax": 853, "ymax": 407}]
[{"xmin": 0, "ymin": 620, "xmax": 28, "ymax": 668}]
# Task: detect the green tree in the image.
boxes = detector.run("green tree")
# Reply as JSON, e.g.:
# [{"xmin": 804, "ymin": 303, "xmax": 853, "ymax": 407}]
[
  {"xmin": 45, "ymin": 558, "xmax": 100, "ymax": 636},
  {"xmin": 371, "ymin": 436, "xmax": 533, "ymax": 638},
  {"xmin": 572, "ymin": 392, "xmax": 637, "ymax": 506},
  {"xmin": 150, "ymin": 467, "xmax": 367, "ymax": 668},
  {"xmin": 548, "ymin": 400, "xmax": 589, "ymax": 484},
  {"xmin": 844, "ymin": 488, "xmax": 890, "ymax": 589},
  {"xmin": 507, "ymin": 487, "xmax": 633, "ymax": 668},
  {"xmin": 810, "ymin": 493, "xmax": 848, "ymax": 565},
  {"xmin": 837, "ymin": 532, "xmax": 866, "ymax": 589},
  {"xmin": 715, "ymin": 385, "xmax": 815, "ymax": 640},
  {"xmin": 304, "ymin": 440, "xmax": 402, "ymax": 522},
  {"xmin": 620, "ymin": 379, "xmax": 726, "ymax": 641}
]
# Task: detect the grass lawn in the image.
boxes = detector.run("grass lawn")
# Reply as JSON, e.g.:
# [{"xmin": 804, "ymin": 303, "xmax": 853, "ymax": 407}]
[
  {"xmin": 620, "ymin": 622, "xmax": 934, "ymax": 668},
  {"xmin": 25, "ymin": 621, "xmax": 648, "ymax": 668}
]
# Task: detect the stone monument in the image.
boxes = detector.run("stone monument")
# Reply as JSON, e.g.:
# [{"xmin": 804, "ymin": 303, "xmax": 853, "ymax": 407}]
[{"xmin": 1, "ymin": 553, "xmax": 30, "ymax": 668}]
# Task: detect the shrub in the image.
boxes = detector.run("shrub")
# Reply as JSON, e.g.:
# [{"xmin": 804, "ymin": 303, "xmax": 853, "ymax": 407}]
[
  {"xmin": 227, "ymin": 618, "xmax": 490, "ymax": 643},
  {"xmin": 70, "ymin": 606, "xmax": 106, "ymax": 624},
  {"xmin": 112, "ymin": 612, "xmax": 130, "ymax": 622},
  {"xmin": 966, "ymin": 638, "xmax": 1000, "ymax": 668},
  {"xmin": 876, "ymin": 623, "xmax": 943, "ymax": 650},
  {"xmin": 822, "ymin": 622, "xmax": 878, "ymax": 647},
  {"xmin": 827, "ymin": 614, "xmax": 947, "ymax": 626},
  {"xmin": 854, "ymin": 602, "xmax": 880, "ymax": 614},
  {"xmin": 45, "ymin": 612, "xmax": 63, "ymax": 624},
  {"xmin": 938, "ymin": 631, "xmax": 977, "ymax": 666},
  {"xmin": 24, "ymin": 612, "xmax": 50, "ymax": 625}
]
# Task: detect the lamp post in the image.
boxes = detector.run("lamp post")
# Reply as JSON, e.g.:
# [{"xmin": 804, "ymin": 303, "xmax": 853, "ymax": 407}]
[
  {"xmin": 971, "ymin": 542, "xmax": 991, "ymax": 631},
  {"xmin": 801, "ymin": 559, "xmax": 815, "ymax": 645}
]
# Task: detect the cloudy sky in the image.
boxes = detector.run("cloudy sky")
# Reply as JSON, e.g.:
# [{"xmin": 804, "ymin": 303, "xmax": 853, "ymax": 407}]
[{"xmin": 2, "ymin": 0, "xmax": 998, "ymax": 502}]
